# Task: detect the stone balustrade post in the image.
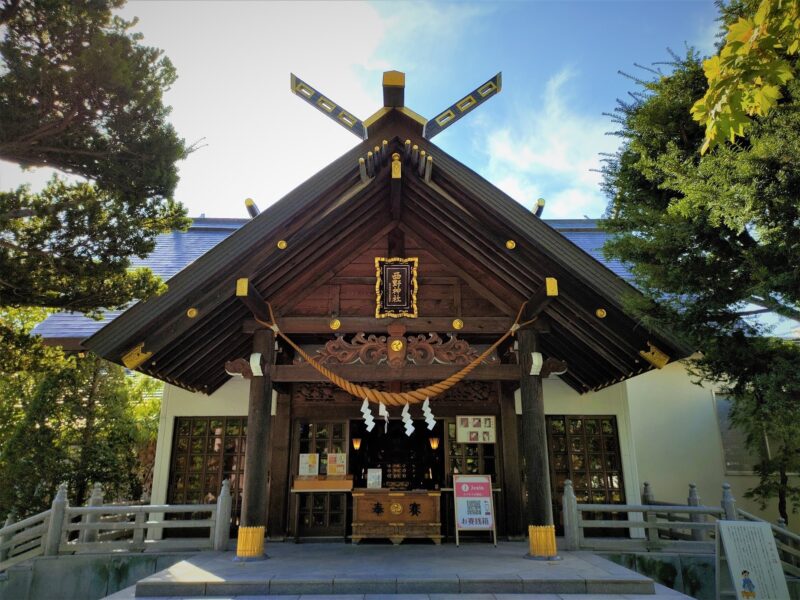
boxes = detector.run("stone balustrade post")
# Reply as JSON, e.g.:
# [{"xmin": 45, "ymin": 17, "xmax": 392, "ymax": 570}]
[
  {"xmin": 642, "ymin": 481, "xmax": 654, "ymax": 504},
  {"xmin": 721, "ymin": 483, "xmax": 737, "ymax": 521},
  {"xmin": 562, "ymin": 479, "xmax": 580, "ymax": 551},
  {"xmin": 0, "ymin": 513, "xmax": 14, "ymax": 562},
  {"xmin": 81, "ymin": 483, "xmax": 104, "ymax": 543},
  {"xmin": 214, "ymin": 480, "xmax": 232, "ymax": 551},
  {"xmin": 44, "ymin": 483, "xmax": 68, "ymax": 556},
  {"xmin": 687, "ymin": 483, "xmax": 706, "ymax": 541}
]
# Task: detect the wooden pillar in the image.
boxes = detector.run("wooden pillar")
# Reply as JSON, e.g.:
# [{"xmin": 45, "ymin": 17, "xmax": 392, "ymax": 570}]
[
  {"xmin": 266, "ymin": 392, "xmax": 292, "ymax": 539},
  {"xmin": 238, "ymin": 329, "xmax": 274, "ymax": 557},
  {"xmin": 517, "ymin": 329, "xmax": 553, "ymax": 526},
  {"xmin": 499, "ymin": 383, "xmax": 525, "ymax": 538}
]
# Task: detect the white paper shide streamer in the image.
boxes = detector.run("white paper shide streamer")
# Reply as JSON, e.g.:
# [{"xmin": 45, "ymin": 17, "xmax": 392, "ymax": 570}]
[
  {"xmin": 401, "ymin": 403, "xmax": 415, "ymax": 436},
  {"xmin": 378, "ymin": 402, "xmax": 389, "ymax": 433},
  {"xmin": 360, "ymin": 399, "xmax": 375, "ymax": 432},
  {"xmin": 422, "ymin": 397, "xmax": 436, "ymax": 430}
]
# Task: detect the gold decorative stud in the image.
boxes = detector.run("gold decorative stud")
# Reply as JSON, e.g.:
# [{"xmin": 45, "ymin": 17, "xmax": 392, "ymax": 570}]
[
  {"xmin": 505, "ymin": 240, "xmax": 516, "ymax": 250},
  {"xmin": 390, "ymin": 339, "xmax": 404, "ymax": 352},
  {"xmin": 595, "ymin": 308, "xmax": 607, "ymax": 319},
  {"xmin": 277, "ymin": 240, "xmax": 288, "ymax": 250},
  {"xmin": 452, "ymin": 318, "xmax": 464, "ymax": 330},
  {"xmin": 186, "ymin": 307, "xmax": 198, "ymax": 319},
  {"xmin": 329, "ymin": 318, "xmax": 341, "ymax": 331}
]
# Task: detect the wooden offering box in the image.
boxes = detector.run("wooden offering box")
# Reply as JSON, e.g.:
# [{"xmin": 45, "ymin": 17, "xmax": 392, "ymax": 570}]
[{"xmin": 351, "ymin": 489, "xmax": 442, "ymax": 545}]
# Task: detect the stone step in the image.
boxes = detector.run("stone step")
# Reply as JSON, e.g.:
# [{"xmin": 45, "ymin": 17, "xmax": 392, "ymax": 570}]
[{"xmin": 122, "ymin": 543, "xmax": 678, "ymax": 598}]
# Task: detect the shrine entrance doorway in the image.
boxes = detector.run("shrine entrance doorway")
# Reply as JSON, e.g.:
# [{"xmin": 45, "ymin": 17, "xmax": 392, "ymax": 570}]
[{"xmin": 349, "ymin": 419, "xmax": 446, "ymax": 491}]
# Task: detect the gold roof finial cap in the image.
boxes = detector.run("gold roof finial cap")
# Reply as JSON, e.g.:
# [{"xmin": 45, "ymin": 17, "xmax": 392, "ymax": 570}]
[{"xmin": 383, "ymin": 71, "xmax": 406, "ymax": 108}]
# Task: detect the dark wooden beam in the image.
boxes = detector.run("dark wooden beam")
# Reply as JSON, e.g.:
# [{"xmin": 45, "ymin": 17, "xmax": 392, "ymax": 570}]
[
  {"xmin": 517, "ymin": 328, "xmax": 553, "ymax": 526},
  {"xmin": 243, "ymin": 316, "xmax": 513, "ymax": 335},
  {"xmin": 236, "ymin": 278, "xmax": 271, "ymax": 323},
  {"xmin": 271, "ymin": 363, "xmax": 519, "ymax": 382},
  {"xmin": 328, "ymin": 276, "xmax": 459, "ymax": 285},
  {"xmin": 522, "ymin": 277, "xmax": 558, "ymax": 322},
  {"xmin": 499, "ymin": 384, "xmax": 525, "ymax": 538},
  {"xmin": 241, "ymin": 329, "xmax": 275, "ymax": 531}
]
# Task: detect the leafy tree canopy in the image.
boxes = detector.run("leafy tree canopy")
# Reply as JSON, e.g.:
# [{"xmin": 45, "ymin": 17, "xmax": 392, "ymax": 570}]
[
  {"xmin": 0, "ymin": 0, "xmax": 190, "ymax": 312},
  {"xmin": 693, "ymin": 0, "xmax": 800, "ymax": 152},
  {"xmin": 602, "ymin": 49, "xmax": 800, "ymax": 522},
  {"xmin": 0, "ymin": 308, "xmax": 161, "ymax": 517}
]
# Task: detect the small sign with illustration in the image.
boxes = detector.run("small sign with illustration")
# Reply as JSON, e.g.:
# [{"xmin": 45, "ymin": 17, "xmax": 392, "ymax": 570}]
[
  {"xmin": 367, "ymin": 468, "xmax": 383, "ymax": 489},
  {"xmin": 456, "ymin": 415, "xmax": 496, "ymax": 444},
  {"xmin": 327, "ymin": 453, "xmax": 347, "ymax": 476},
  {"xmin": 716, "ymin": 520, "xmax": 789, "ymax": 600},
  {"xmin": 298, "ymin": 453, "xmax": 319, "ymax": 477}
]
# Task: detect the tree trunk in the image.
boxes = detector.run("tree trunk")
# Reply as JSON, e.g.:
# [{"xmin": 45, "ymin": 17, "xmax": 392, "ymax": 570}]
[
  {"xmin": 779, "ymin": 461, "xmax": 789, "ymax": 526},
  {"xmin": 74, "ymin": 358, "xmax": 101, "ymax": 506}
]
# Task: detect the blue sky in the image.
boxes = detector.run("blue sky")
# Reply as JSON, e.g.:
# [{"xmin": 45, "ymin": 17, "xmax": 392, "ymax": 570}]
[{"xmin": 0, "ymin": 1, "xmax": 721, "ymax": 220}]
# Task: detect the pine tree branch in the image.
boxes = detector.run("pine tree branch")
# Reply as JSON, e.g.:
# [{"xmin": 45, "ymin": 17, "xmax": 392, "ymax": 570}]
[{"xmin": 748, "ymin": 296, "xmax": 800, "ymax": 321}]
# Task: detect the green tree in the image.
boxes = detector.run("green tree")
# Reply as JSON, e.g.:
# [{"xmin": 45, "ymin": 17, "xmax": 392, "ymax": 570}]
[
  {"xmin": 0, "ymin": 0, "xmax": 190, "ymax": 311},
  {"xmin": 0, "ymin": 309, "xmax": 162, "ymax": 517},
  {"xmin": 602, "ymin": 50, "xmax": 800, "ymax": 524},
  {"xmin": 693, "ymin": 0, "xmax": 800, "ymax": 152}
]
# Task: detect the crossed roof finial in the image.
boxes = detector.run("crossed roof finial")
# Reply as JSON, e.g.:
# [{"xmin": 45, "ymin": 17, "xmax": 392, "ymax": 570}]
[{"xmin": 290, "ymin": 70, "xmax": 502, "ymax": 141}]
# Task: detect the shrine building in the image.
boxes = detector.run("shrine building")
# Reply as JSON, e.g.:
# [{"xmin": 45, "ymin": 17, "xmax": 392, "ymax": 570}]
[{"xmin": 34, "ymin": 71, "xmax": 786, "ymax": 553}]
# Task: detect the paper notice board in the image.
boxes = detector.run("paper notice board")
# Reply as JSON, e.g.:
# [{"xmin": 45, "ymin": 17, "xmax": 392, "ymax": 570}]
[
  {"xmin": 453, "ymin": 474, "xmax": 496, "ymax": 546},
  {"xmin": 716, "ymin": 520, "xmax": 789, "ymax": 600},
  {"xmin": 298, "ymin": 453, "xmax": 319, "ymax": 476}
]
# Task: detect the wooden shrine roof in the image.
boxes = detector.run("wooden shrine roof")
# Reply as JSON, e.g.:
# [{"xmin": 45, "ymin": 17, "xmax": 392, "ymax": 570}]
[{"xmin": 84, "ymin": 111, "xmax": 691, "ymax": 395}]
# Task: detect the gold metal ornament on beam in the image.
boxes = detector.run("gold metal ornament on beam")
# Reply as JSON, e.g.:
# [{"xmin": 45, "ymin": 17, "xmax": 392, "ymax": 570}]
[
  {"xmin": 329, "ymin": 318, "xmax": 341, "ymax": 331},
  {"xmin": 121, "ymin": 342, "xmax": 152, "ymax": 370},
  {"xmin": 452, "ymin": 318, "xmax": 464, "ymax": 330},
  {"xmin": 186, "ymin": 307, "xmax": 199, "ymax": 319},
  {"xmin": 505, "ymin": 240, "xmax": 516, "ymax": 250},
  {"xmin": 639, "ymin": 342, "xmax": 670, "ymax": 369},
  {"xmin": 595, "ymin": 308, "xmax": 607, "ymax": 319},
  {"xmin": 277, "ymin": 240, "xmax": 288, "ymax": 250}
]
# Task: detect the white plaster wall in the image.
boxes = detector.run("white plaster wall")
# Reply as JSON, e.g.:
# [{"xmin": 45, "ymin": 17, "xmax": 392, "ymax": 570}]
[{"xmin": 624, "ymin": 362, "xmax": 799, "ymax": 533}]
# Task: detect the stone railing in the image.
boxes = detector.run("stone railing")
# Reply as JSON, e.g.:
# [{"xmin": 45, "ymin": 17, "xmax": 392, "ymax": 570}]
[
  {"xmin": 561, "ymin": 479, "xmax": 729, "ymax": 554},
  {"xmin": 563, "ymin": 478, "xmax": 800, "ymax": 578},
  {"xmin": 0, "ymin": 480, "xmax": 232, "ymax": 573},
  {"xmin": 737, "ymin": 507, "xmax": 800, "ymax": 578}
]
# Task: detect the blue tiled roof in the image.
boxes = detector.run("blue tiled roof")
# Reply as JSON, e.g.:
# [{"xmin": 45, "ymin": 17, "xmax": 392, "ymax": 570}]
[
  {"xmin": 33, "ymin": 217, "xmax": 628, "ymax": 341},
  {"xmin": 32, "ymin": 219, "xmax": 243, "ymax": 341}
]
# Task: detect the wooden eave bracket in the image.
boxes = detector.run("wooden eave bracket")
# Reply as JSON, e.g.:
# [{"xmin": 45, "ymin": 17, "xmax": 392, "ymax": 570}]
[
  {"xmin": 236, "ymin": 277, "xmax": 270, "ymax": 324},
  {"xmin": 521, "ymin": 277, "xmax": 558, "ymax": 324}
]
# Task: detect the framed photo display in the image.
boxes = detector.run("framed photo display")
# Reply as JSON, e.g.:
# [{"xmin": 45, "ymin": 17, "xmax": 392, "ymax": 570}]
[{"xmin": 456, "ymin": 415, "xmax": 496, "ymax": 444}]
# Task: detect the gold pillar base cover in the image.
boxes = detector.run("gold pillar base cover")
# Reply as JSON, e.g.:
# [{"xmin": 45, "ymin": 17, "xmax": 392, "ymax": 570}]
[
  {"xmin": 528, "ymin": 524, "xmax": 558, "ymax": 558},
  {"xmin": 236, "ymin": 526, "xmax": 265, "ymax": 558}
]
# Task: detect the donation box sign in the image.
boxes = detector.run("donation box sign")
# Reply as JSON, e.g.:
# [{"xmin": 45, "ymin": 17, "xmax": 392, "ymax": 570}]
[{"xmin": 453, "ymin": 474, "xmax": 494, "ymax": 530}]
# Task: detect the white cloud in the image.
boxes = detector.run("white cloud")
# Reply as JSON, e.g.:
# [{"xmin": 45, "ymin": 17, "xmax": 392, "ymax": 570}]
[
  {"xmin": 0, "ymin": 1, "xmax": 491, "ymax": 219},
  {"xmin": 0, "ymin": 1, "xmax": 390, "ymax": 217},
  {"xmin": 479, "ymin": 67, "xmax": 619, "ymax": 219}
]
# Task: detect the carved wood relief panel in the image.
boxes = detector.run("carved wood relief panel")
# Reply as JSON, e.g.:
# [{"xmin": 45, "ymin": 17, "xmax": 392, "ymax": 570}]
[{"xmin": 293, "ymin": 332, "xmax": 498, "ymax": 366}]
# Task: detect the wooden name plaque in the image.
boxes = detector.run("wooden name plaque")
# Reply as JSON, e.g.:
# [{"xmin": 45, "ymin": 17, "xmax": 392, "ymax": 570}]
[{"xmin": 351, "ymin": 489, "xmax": 442, "ymax": 545}]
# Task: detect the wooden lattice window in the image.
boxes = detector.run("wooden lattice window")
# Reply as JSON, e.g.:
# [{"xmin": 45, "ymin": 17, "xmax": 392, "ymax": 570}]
[
  {"xmin": 446, "ymin": 420, "xmax": 497, "ymax": 484},
  {"xmin": 167, "ymin": 416, "xmax": 247, "ymax": 525},
  {"xmin": 295, "ymin": 421, "xmax": 347, "ymax": 537},
  {"xmin": 546, "ymin": 415, "xmax": 626, "ymax": 535}
]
